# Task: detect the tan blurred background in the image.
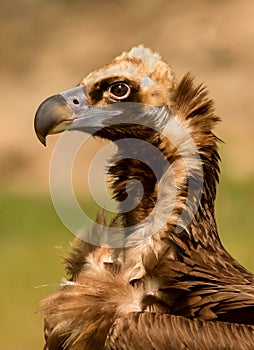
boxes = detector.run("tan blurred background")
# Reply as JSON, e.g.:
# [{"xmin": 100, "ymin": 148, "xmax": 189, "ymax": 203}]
[{"xmin": 1, "ymin": 0, "xmax": 254, "ymax": 348}]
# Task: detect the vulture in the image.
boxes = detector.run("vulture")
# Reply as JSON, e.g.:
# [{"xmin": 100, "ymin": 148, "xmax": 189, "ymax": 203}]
[{"xmin": 34, "ymin": 46, "xmax": 254, "ymax": 349}]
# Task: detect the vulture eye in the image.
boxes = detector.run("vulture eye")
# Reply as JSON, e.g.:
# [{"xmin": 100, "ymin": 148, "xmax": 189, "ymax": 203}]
[{"xmin": 108, "ymin": 82, "xmax": 131, "ymax": 100}]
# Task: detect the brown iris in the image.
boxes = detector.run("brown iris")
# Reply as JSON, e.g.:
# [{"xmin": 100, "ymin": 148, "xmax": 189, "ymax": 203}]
[{"xmin": 108, "ymin": 82, "xmax": 131, "ymax": 100}]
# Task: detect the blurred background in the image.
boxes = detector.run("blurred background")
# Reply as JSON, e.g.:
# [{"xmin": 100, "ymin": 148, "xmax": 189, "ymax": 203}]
[{"xmin": 1, "ymin": 0, "xmax": 254, "ymax": 348}]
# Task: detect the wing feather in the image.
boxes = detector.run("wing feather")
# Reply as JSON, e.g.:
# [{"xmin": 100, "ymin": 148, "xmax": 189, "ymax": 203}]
[{"xmin": 105, "ymin": 312, "xmax": 254, "ymax": 350}]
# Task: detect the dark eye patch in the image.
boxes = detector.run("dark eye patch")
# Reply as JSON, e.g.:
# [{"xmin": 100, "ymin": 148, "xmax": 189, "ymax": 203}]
[{"xmin": 89, "ymin": 77, "xmax": 140, "ymax": 104}]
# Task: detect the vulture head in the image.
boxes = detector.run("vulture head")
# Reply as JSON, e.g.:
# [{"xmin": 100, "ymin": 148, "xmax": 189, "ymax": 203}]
[{"xmin": 35, "ymin": 46, "xmax": 176, "ymax": 144}]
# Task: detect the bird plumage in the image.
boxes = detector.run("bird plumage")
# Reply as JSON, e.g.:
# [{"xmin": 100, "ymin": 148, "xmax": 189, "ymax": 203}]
[{"xmin": 35, "ymin": 46, "xmax": 254, "ymax": 349}]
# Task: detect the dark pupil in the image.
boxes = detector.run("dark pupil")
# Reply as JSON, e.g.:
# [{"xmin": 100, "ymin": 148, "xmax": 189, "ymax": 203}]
[{"xmin": 112, "ymin": 84, "xmax": 128, "ymax": 97}]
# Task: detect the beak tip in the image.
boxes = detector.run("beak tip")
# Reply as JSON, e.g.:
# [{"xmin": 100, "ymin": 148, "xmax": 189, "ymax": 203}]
[
  {"xmin": 41, "ymin": 138, "xmax": 47, "ymax": 147},
  {"xmin": 34, "ymin": 93, "xmax": 70, "ymax": 146},
  {"xmin": 36, "ymin": 132, "xmax": 47, "ymax": 146}
]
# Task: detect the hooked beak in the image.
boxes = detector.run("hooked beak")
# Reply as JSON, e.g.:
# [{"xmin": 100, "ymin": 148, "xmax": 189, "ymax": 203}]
[{"xmin": 34, "ymin": 86, "xmax": 122, "ymax": 145}]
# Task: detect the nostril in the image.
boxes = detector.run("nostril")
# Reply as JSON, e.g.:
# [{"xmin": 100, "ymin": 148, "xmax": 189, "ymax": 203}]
[{"xmin": 73, "ymin": 98, "xmax": 80, "ymax": 105}]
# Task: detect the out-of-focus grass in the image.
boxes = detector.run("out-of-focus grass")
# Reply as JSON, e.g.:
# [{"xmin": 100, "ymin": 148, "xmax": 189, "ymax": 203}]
[
  {"xmin": 216, "ymin": 175, "xmax": 254, "ymax": 272},
  {"xmin": 0, "ymin": 191, "xmax": 97, "ymax": 350},
  {"xmin": 1, "ymin": 177, "xmax": 254, "ymax": 349}
]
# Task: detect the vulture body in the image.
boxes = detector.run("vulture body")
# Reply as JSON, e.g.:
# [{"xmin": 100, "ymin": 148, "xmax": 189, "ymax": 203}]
[{"xmin": 34, "ymin": 46, "xmax": 254, "ymax": 349}]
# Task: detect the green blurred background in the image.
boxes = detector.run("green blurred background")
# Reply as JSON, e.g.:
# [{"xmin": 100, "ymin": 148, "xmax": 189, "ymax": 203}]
[{"xmin": 1, "ymin": 0, "xmax": 254, "ymax": 348}]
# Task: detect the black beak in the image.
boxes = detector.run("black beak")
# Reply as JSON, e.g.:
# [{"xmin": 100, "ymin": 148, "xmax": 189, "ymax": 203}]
[{"xmin": 34, "ymin": 86, "xmax": 122, "ymax": 145}]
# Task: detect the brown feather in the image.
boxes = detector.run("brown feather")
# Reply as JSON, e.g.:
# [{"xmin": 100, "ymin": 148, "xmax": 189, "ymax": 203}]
[{"xmin": 105, "ymin": 312, "xmax": 254, "ymax": 350}]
